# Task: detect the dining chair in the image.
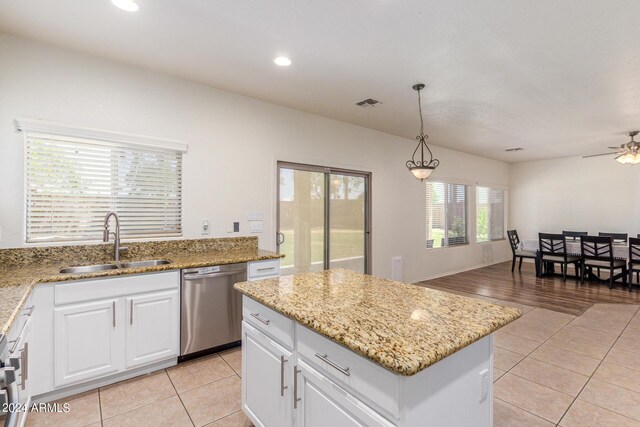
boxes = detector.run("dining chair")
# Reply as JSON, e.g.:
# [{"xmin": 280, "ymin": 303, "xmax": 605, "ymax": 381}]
[
  {"xmin": 538, "ymin": 233, "xmax": 580, "ymax": 282},
  {"xmin": 563, "ymin": 231, "xmax": 588, "ymax": 241},
  {"xmin": 507, "ymin": 230, "xmax": 536, "ymax": 272},
  {"xmin": 629, "ymin": 238, "xmax": 640, "ymax": 292},
  {"xmin": 598, "ymin": 232, "xmax": 628, "ymax": 244},
  {"xmin": 581, "ymin": 235, "xmax": 627, "ymax": 289}
]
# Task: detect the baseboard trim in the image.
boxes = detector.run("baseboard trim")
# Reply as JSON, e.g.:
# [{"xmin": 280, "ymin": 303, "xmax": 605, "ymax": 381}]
[
  {"xmin": 415, "ymin": 257, "xmax": 512, "ymax": 282},
  {"xmin": 32, "ymin": 358, "xmax": 177, "ymax": 404}
]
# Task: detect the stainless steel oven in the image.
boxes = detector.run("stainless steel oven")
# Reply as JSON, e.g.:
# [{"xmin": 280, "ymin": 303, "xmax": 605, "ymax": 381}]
[
  {"xmin": 1, "ymin": 306, "xmax": 32, "ymax": 427},
  {"xmin": 180, "ymin": 263, "xmax": 246, "ymax": 360}
]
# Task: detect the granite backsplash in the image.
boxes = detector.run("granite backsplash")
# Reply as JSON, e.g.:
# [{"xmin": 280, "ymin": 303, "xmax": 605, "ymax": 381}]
[{"xmin": 0, "ymin": 236, "xmax": 259, "ymax": 267}]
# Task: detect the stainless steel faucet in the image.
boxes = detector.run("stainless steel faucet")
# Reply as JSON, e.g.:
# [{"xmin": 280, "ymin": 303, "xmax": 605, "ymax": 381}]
[{"xmin": 103, "ymin": 212, "xmax": 128, "ymax": 261}]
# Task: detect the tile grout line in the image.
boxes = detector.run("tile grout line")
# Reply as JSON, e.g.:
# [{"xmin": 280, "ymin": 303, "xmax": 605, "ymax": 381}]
[
  {"xmin": 555, "ymin": 304, "xmax": 640, "ymax": 425},
  {"xmin": 494, "ymin": 397, "xmax": 558, "ymax": 426},
  {"xmin": 97, "ymin": 388, "xmax": 104, "ymax": 426},
  {"xmin": 496, "ymin": 303, "xmax": 640, "ymax": 425},
  {"xmin": 496, "ymin": 310, "xmax": 579, "ymax": 425},
  {"xmin": 165, "ymin": 367, "xmax": 197, "ymax": 427}
]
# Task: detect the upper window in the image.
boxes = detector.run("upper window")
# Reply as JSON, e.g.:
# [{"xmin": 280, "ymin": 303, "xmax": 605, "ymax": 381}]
[
  {"xmin": 476, "ymin": 186, "xmax": 505, "ymax": 242},
  {"xmin": 24, "ymin": 128, "xmax": 184, "ymax": 243},
  {"xmin": 426, "ymin": 181, "xmax": 468, "ymax": 248}
]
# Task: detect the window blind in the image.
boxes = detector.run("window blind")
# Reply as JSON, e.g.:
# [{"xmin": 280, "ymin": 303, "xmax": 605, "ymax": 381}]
[
  {"xmin": 476, "ymin": 186, "xmax": 505, "ymax": 242},
  {"xmin": 26, "ymin": 134, "xmax": 182, "ymax": 243},
  {"xmin": 426, "ymin": 181, "xmax": 468, "ymax": 248}
]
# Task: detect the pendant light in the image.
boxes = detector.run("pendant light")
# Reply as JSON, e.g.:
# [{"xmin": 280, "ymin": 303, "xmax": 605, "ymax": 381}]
[{"xmin": 406, "ymin": 83, "xmax": 439, "ymax": 181}]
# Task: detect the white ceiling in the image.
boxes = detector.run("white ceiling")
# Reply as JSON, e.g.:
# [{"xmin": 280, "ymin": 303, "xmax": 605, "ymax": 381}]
[{"xmin": 1, "ymin": 0, "xmax": 639, "ymax": 162}]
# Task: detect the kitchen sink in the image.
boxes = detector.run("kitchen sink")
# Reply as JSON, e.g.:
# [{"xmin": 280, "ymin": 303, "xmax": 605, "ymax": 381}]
[
  {"xmin": 119, "ymin": 259, "xmax": 171, "ymax": 268},
  {"xmin": 59, "ymin": 264, "xmax": 119, "ymax": 274},
  {"xmin": 59, "ymin": 259, "xmax": 171, "ymax": 274}
]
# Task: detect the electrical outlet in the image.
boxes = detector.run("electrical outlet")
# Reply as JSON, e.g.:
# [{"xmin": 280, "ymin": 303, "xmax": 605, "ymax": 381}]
[
  {"xmin": 202, "ymin": 220, "xmax": 209, "ymax": 235},
  {"xmin": 233, "ymin": 222, "xmax": 240, "ymax": 232},
  {"xmin": 479, "ymin": 369, "xmax": 489, "ymax": 402}
]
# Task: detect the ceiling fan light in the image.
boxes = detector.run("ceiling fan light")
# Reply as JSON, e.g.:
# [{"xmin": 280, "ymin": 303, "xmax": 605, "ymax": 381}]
[{"xmin": 615, "ymin": 152, "xmax": 640, "ymax": 165}]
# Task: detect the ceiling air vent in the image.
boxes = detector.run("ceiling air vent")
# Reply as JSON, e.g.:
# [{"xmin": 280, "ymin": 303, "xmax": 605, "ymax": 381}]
[
  {"xmin": 505, "ymin": 147, "xmax": 523, "ymax": 152},
  {"xmin": 355, "ymin": 98, "xmax": 381, "ymax": 108}
]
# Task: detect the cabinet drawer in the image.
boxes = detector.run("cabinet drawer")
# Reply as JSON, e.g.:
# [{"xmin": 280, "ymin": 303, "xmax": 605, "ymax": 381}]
[
  {"xmin": 55, "ymin": 271, "xmax": 180, "ymax": 305},
  {"xmin": 248, "ymin": 259, "xmax": 280, "ymax": 280},
  {"xmin": 243, "ymin": 296, "xmax": 294, "ymax": 350},
  {"xmin": 296, "ymin": 325, "xmax": 400, "ymax": 420}
]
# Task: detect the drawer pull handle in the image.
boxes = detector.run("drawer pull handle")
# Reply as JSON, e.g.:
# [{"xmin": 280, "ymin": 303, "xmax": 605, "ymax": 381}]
[
  {"xmin": 21, "ymin": 306, "xmax": 35, "ymax": 317},
  {"xmin": 257, "ymin": 267, "xmax": 275, "ymax": 272},
  {"xmin": 8, "ymin": 339, "xmax": 19, "ymax": 354},
  {"xmin": 112, "ymin": 301, "xmax": 116, "ymax": 328},
  {"xmin": 250, "ymin": 313, "xmax": 270, "ymax": 325},
  {"xmin": 315, "ymin": 353, "xmax": 351, "ymax": 376},
  {"xmin": 280, "ymin": 355, "xmax": 288, "ymax": 397},
  {"xmin": 21, "ymin": 342, "xmax": 28, "ymax": 390},
  {"xmin": 293, "ymin": 365, "xmax": 301, "ymax": 409}
]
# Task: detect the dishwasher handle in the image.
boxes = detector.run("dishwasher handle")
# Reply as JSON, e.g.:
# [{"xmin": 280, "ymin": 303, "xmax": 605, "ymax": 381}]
[{"xmin": 183, "ymin": 270, "xmax": 246, "ymax": 280}]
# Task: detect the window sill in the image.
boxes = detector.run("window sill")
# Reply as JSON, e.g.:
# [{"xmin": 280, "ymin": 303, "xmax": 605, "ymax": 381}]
[
  {"xmin": 476, "ymin": 238, "xmax": 506, "ymax": 244},
  {"xmin": 425, "ymin": 242, "xmax": 470, "ymax": 251}
]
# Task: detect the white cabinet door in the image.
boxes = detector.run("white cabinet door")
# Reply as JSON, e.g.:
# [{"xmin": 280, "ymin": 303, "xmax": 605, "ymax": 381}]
[
  {"xmin": 295, "ymin": 360, "xmax": 394, "ymax": 427},
  {"xmin": 125, "ymin": 290, "xmax": 179, "ymax": 369},
  {"xmin": 242, "ymin": 322, "xmax": 293, "ymax": 427},
  {"xmin": 54, "ymin": 299, "xmax": 124, "ymax": 387}
]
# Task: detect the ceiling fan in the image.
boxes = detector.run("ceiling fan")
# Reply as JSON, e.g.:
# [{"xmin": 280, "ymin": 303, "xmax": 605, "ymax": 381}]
[{"xmin": 583, "ymin": 131, "xmax": 640, "ymax": 164}]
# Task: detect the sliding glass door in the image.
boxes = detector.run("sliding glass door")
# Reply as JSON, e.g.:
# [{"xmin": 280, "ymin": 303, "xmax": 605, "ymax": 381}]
[{"xmin": 277, "ymin": 162, "xmax": 371, "ymax": 275}]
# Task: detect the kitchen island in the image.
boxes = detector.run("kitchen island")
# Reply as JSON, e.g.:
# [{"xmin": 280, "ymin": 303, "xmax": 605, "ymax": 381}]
[{"xmin": 234, "ymin": 269, "xmax": 521, "ymax": 427}]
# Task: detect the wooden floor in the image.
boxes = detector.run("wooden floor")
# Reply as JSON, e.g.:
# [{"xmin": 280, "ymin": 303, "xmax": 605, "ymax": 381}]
[{"xmin": 419, "ymin": 261, "xmax": 640, "ymax": 316}]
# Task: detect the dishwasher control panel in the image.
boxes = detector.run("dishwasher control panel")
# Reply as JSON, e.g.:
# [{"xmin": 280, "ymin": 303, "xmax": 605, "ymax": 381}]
[{"xmin": 199, "ymin": 266, "xmax": 221, "ymax": 274}]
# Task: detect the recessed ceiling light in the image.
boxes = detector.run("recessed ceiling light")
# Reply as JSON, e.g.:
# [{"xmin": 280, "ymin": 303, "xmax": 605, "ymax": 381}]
[
  {"xmin": 111, "ymin": 0, "xmax": 139, "ymax": 12},
  {"xmin": 274, "ymin": 56, "xmax": 292, "ymax": 67}
]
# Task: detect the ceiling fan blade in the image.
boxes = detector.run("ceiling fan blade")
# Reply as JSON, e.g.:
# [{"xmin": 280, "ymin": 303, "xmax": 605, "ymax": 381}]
[
  {"xmin": 608, "ymin": 146, "xmax": 623, "ymax": 149},
  {"xmin": 582, "ymin": 152, "xmax": 621, "ymax": 158}
]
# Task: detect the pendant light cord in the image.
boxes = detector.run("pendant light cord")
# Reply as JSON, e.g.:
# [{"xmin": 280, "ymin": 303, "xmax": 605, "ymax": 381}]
[{"xmin": 417, "ymin": 88, "xmax": 425, "ymax": 135}]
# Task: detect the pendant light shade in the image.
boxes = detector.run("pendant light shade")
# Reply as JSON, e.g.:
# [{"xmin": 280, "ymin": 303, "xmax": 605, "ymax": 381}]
[{"xmin": 406, "ymin": 83, "xmax": 439, "ymax": 181}]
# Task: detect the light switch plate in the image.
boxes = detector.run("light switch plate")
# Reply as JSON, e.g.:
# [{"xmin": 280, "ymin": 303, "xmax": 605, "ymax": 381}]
[
  {"xmin": 249, "ymin": 220, "xmax": 264, "ymax": 233},
  {"xmin": 247, "ymin": 211, "xmax": 264, "ymax": 221}
]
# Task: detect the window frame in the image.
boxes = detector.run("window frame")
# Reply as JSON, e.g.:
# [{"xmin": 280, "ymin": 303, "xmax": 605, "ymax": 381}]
[
  {"xmin": 475, "ymin": 185, "xmax": 507, "ymax": 244},
  {"xmin": 17, "ymin": 118, "xmax": 188, "ymax": 244},
  {"xmin": 425, "ymin": 179, "xmax": 471, "ymax": 250}
]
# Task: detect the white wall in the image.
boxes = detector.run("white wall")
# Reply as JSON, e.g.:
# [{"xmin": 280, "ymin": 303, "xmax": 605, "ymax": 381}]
[
  {"xmin": 0, "ymin": 33, "xmax": 511, "ymax": 282},
  {"xmin": 510, "ymin": 156, "xmax": 640, "ymax": 241}
]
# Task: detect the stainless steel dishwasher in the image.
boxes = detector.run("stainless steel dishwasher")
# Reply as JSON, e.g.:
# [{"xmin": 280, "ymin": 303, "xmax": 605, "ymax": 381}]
[{"xmin": 180, "ymin": 263, "xmax": 246, "ymax": 360}]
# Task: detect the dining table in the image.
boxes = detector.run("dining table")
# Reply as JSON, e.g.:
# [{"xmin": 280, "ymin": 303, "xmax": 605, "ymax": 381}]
[{"xmin": 521, "ymin": 239, "xmax": 630, "ymax": 278}]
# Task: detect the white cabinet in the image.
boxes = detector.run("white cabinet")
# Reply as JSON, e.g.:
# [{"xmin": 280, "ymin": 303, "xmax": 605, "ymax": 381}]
[
  {"xmin": 125, "ymin": 290, "xmax": 179, "ymax": 369},
  {"xmin": 241, "ymin": 295, "xmax": 494, "ymax": 427},
  {"xmin": 54, "ymin": 299, "xmax": 123, "ymax": 387},
  {"xmin": 248, "ymin": 259, "xmax": 280, "ymax": 281},
  {"xmin": 47, "ymin": 271, "xmax": 180, "ymax": 390},
  {"xmin": 242, "ymin": 322, "xmax": 293, "ymax": 427},
  {"xmin": 295, "ymin": 360, "xmax": 394, "ymax": 427}
]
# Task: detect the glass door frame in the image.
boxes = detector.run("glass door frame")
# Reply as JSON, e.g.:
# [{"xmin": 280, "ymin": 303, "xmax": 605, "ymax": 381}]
[{"xmin": 276, "ymin": 161, "xmax": 372, "ymax": 274}]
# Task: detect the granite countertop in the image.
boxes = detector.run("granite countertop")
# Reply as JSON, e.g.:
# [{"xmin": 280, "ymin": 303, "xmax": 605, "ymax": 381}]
[
  {"xmin": 0, "ymin": 244, "xmax": 282, "ymax": 339},
  {"xmin": 235, "ymin": 269, "xmax": 521, "ymax": 376}
]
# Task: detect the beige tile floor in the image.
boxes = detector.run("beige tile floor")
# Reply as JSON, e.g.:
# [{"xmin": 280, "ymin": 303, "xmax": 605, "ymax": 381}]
[
  {"xmin": 494, "ymin": 303, "xmax": 640, "ymax": 427},
  {"xmin": 11, "ymin": 300, "xmax": 640, "ymax": 426},
  {"xmin": 23, "ymin": 348, "xmax": 251, "ymax": 427}
]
